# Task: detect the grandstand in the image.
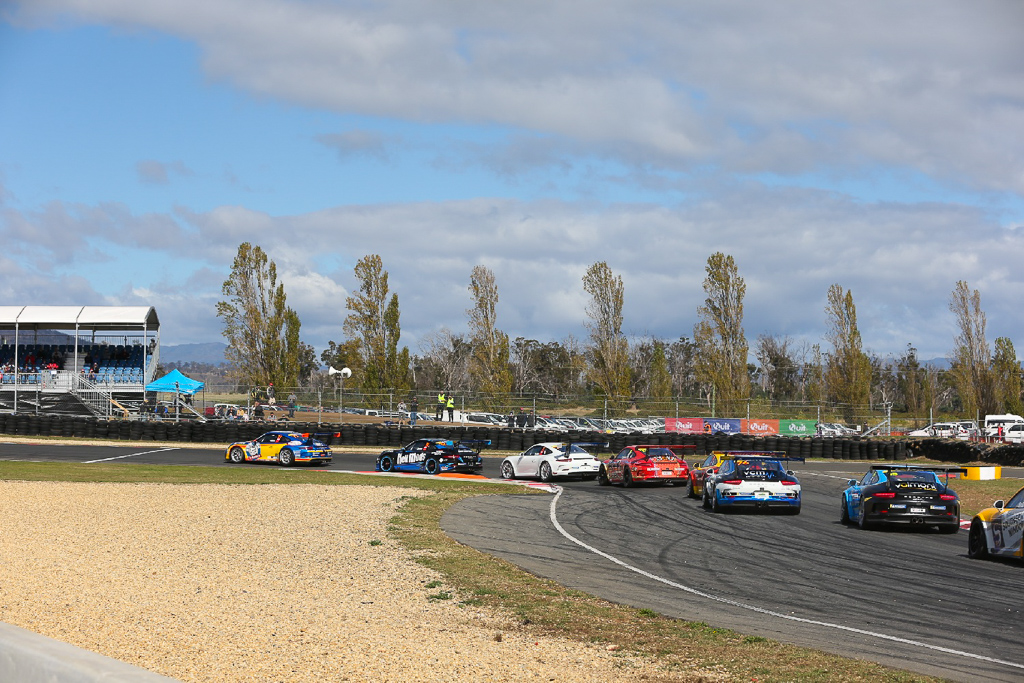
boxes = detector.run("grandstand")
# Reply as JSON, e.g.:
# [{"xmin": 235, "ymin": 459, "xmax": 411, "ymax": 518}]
[{"xmin": 0, "ymin": 306, "xmax": 160, "ymax": 416}]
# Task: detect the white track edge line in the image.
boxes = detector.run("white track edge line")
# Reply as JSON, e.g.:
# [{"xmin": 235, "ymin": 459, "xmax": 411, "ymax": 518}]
[{"xmin": 83, "ymin": 448, "xmax": 178, "ymax": 463}]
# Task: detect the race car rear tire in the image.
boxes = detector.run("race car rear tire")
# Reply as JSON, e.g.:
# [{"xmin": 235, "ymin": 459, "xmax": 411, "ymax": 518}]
[
  {"xmin": 279, "ymin": 449, "xmax": 295, "ymax": 467},
  {"xmin": 702, "ymin": 488, "xmax": 711, "ymax": 509},
  {"xmin": 788, "ymin": 505, "xmax": 801, "ymax": 515},
  {"xmin": 858, "ymin": 510, "xmax": 874, "ymax": 531},
  {"xmin": 229, "ymin": 447, "xmax": 245, "ymax": 464},
  {"xmin": 710, "ymin": 489, "xmax": 720, "ymax": 513},
  {"xmin": 967, "ymin": 520, "xmax": 989, "ymax": 558},
  {"xmin": 622, "ymin": 468, "xmax": 635, "ymax": 488},
  {"xmin": 424, "ymin": 458, "xmax": 440, "ymax": 475},
  {"xmin": 684, "ymin": 479, "xmax": 694, "ymax": 497},
  {"xmin": 597, "ymin": 467, "xmax": 609, "ymax": 485},
  {"xmin": 539, "ymin": 462, "xmax": 553, "ymax": 483},
  {"xmin": 840, "ymin": 498, "xmax": 850, "ymax": 524},
  {"xmin": 379, "ymin": 455, "xmax": 394, "ymax": 472},
  {"xmin": 500, "ymin": 461, "xmax": 516, "ymax": 480}
]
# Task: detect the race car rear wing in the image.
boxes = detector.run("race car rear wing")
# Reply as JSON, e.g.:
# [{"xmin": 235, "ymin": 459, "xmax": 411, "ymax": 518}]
[
  {"xmin": 563, "ymin": 441, "xmax": 610, "ymax": 452},
  {"xmin": 720, "ymin": 452, "xmax": 805, "ymax": 463},
  {"xmin": 869, "ymin": 464, "xmax": 968, "ymax": 475}
]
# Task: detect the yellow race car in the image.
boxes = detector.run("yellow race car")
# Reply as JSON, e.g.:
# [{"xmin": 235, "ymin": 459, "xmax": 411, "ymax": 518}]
[
  {"xmin": 968, "ymin": 484, "xmax": 1024, "ymax": 561},
  {"xmin": 225, "ymin": 430, "xmax": 333, "ymax": 467}
]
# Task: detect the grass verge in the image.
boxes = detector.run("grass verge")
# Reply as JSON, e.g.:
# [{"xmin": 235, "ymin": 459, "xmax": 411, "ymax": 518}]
[{"xmin": 0, "ymin": 460, "xmax": 945, "ymax": 682}]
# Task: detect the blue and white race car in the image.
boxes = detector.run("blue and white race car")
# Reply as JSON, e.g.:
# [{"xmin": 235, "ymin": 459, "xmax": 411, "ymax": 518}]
[
  {"xmin": 702, "ymin": 453, "xmax": 803, "ymax": 514},
  {"xmin": 375, "ymin": 438, "xmax": 488, "ymax": 475}
]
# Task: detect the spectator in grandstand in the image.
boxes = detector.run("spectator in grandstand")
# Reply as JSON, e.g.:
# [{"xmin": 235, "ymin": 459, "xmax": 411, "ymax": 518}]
[
  {"xmin": 267, "ymin": 383, "xmax": 276, "ymax": 405},
  {"xmin": 253, "ymin": 401, "xmax": 265, "ymax": 421}
]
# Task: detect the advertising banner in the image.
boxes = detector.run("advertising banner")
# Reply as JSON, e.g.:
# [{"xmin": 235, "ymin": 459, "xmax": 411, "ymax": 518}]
[
  {"xmin": 743, "ymin": 419, "xmax": 780, "ymax": 435},
  {"xmin": 705, "ymin": 418, "xmax": 742, "ymax": 434},
  {"xmin": 779, "ymin": 419, "xmax": 816, "ymax": 437},
  {"xmin": 666, "ymin": 418, "xmax": 704, "ymax": 433}
]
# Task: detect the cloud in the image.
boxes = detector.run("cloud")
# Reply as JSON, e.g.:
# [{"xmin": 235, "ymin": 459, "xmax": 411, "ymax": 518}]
[
  {"xmin": 13, "ymin": 0, "xmax": 1024, "ymax": 194},
  {"xmin": 136, "ymin": 159, "xmax": 193, "ymax": 185},
  {"xmin": 316, "ymin": 129, "xmax": 395, "ymax": 162}
]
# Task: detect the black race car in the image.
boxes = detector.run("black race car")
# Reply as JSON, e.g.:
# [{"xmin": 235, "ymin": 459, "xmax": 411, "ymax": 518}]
[
  {"xmin": 375, "ymin": 438, "xmax": 488, "ymax": 475},
  {"xmin": 840, "ymin": 464, "xmax": 966, "ymax": 533}
]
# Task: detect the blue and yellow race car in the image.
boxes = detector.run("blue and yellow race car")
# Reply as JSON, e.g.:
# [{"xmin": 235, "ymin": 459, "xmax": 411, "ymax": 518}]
[
  {"xmin": 376, "ymin": 438, "xmax": 488, "ymax": 475},
  {"xmin": 225, "ymin": 430, "xmax": 333, "ymax": 467},
  {"xmin": 840, "ymin": 464, "xmax": 964, "ymax": 532}
]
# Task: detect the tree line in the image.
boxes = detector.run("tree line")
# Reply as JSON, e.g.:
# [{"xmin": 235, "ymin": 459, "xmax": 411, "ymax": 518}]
[{"xmin": 215, "ymin": 243, "xmax": 1021, "ymax": 420}]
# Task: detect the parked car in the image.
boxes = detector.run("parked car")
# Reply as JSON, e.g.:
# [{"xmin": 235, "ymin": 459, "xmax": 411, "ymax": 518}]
[
  {"xmin": 840, "ymin": 465, "xmax": 964, "ymax": 533},
  {"xmin": 983, "ymin": 414, "xmax": 1024, "ymax": 437},
  {"xmin": 702, "ymin": 453, "xmax": 803, "ymax": 514},
  {"xmin": 907, "ymin": 422, "xmax": 962, "ymax": 438},
  {"xmin": 597, "ymin": 444, "xmax": 695, "ymax": 487},
  {"xmin": 968, "ymin": 484, "xmax": 1024, "ymax": 561},
  {"xmin": 225, "ymin": 431, "xmax": 332, "ymax": 467},
  {"xmin": 500, "ymin": 441, "xmax": 604, "ymax": 482}
]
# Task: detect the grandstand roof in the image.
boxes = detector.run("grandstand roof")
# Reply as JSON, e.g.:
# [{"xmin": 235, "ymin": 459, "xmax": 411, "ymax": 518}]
[{"xmin": 0, "ymin": 306, "xmax": 159, "ymax": 330}]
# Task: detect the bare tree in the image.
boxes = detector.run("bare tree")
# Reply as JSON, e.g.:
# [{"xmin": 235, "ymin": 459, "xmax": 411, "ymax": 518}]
[
  {"xmin": 467, "ymin": 265, "xmax": 513, "ymax": 402},
  {"xmin": 823, "ymin": 284, "xmax": 871, "ymax": 420},
  {"xmin": 582, "ymin": 262, "xmax": 631, "ymax": 408},
  {"xmin": 754, "ymin": 334, "xmax": 799, "ymax": 401},
  {"xmin": 693, "ymin": 253, "xmax": 750, "ymax": 409},
  {"xmin": 948, "ymin": 280, "xmax": 995, "ymax": 417},
  {"xmin": 417, "ymin": 328, "xmax": 470, "ymax": 392}
]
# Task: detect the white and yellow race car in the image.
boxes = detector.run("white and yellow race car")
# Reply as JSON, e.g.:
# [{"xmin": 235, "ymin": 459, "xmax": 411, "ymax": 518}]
[{"xmin": 968, "ymin": 484, "xmax": 1024, "ymax": 561}]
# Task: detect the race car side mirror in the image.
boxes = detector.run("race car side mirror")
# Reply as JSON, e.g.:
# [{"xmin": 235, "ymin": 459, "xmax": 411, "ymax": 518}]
[
  {"xmin": 787, "ymin": 470, "xmax": 795, "ymax": 475},
  {"xmin": 995, "ymin": 500, "xmax": 1005, "ymax": 509},
  {"xmin": 848, "ymin": 479, "xmax": 857, "ymax": 486}
]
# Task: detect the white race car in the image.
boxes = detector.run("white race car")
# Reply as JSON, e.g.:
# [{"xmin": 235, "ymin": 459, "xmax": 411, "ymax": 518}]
[
  {"xmin": 702, "ymin": 453, "xmax": 803, "ymax": 514},
  {"xmin": 500, "ymin": 441, "xmax": 603, "ymax": 482}
]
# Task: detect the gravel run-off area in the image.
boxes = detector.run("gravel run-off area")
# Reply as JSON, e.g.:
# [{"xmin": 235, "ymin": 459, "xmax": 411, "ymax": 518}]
[{"xmin": 0, "ymin": 481, "xmax": 707, "ymax": 682}]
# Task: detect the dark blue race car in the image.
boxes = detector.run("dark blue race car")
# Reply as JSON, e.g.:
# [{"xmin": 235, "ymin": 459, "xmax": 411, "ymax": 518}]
[
  {"xmin": 376, "ymin": 438, "xmax": 489, "ymax": 475},
  {"xmin": 840, "ymin": 464, "xmax": 965, "ymax": 533}
]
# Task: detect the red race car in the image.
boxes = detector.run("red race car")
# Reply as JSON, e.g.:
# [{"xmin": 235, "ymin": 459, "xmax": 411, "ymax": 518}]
[{"xmin": 598, "ymin": 444, "xmax": 696, "ymax": 487}]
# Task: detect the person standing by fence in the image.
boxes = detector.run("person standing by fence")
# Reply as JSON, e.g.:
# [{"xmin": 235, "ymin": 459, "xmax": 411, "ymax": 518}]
[
  {"xmin": 446, "ymin": 394, "xmax": 455, "ymax": 422},
  {"xmin": 410, "ymin": 397, "xmax": 419, "ymax": 426},
  {"xmin": 436, "ymin": 391, "xmax": 446, "ymax": 421}
]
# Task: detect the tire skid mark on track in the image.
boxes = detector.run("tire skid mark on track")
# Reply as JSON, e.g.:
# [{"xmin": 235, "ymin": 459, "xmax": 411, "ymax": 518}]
[{"xmin": 548, "ymin": 487, "xmax": 1024, "ymax": 672}]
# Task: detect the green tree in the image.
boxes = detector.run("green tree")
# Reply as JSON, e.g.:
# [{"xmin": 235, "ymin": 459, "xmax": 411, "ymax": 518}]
[
  {"xmin": 895, "ymin": 344, "xmax": 926, "ymax": 416},
  {"xmin": 823, "ymin": 284, "xmax": 871, "ymax": 420},
  {"xmin": 948, "ymin": 280, "xmax": 995, "ymax": 417},
  {"xmin": 342, "ymin": 254, "xmax": 410, "ymax": 394},
  {"xmin": 582, "ymin": 262, "xmax": 631, "ymax": 409},
  {"xmin": 466, "ymin": 265, "xmax": 513, "ymax": 403},
  {"xmin": 693, "ymin": 253, "xmax": 750, "ymax": 411},
  {"xmin": 216, "ymin": 242, "xmax": 303, "ymax": 389},
  {"xmin": 992, "ymin": 337, "xmax": 1022, "ymax": 415}
]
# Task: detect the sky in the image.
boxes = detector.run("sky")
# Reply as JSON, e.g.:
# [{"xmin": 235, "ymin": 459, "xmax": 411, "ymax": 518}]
[{"xmin": 1, "ymin": 1, "xmax": 1023, "ymax": 362}]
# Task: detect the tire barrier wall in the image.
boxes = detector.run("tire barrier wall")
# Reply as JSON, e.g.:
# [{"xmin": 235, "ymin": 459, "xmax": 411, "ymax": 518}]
[
  {"xmin": 0, "ymin": 413, "xmax": 916, "ymax": 460},
  {"xmin": 908, "ymin": 438, "xmax": 1024, "ymax": 467}
]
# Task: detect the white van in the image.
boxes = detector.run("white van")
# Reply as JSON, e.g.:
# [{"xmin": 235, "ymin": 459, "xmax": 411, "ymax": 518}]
[{"xmin": 984, "ymin": 414, "xmax": 1024, "ymax": 437}]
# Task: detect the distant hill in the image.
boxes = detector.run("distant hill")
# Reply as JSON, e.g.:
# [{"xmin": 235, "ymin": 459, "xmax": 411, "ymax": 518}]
[
  {"xmin": 160, "ymin": 342, "xmax": 227, "ymax": 365},
  {"xmin": 921, "ymin": 357, "xmax": 951, "ymax": 370}
]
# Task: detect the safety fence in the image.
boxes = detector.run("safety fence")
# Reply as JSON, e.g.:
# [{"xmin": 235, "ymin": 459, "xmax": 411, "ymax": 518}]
[{"xmin": 0, "ymin": 412, "xmax": 912, "ymax": 460}]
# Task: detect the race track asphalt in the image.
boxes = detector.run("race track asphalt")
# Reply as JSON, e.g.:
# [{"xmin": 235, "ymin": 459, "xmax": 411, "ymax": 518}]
[{"xmin": 2, "ymin": 440, "xmax": 1022, "ymax": 682}]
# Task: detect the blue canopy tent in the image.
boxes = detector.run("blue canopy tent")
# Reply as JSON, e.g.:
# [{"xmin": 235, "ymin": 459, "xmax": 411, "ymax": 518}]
[
  {"xmin": 145, "ymin": 369, "xmax": 205, "ymax": 420},
  {"xmin": 145, "ymin": 369, "xmax": 204, "ymax": 394}
]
